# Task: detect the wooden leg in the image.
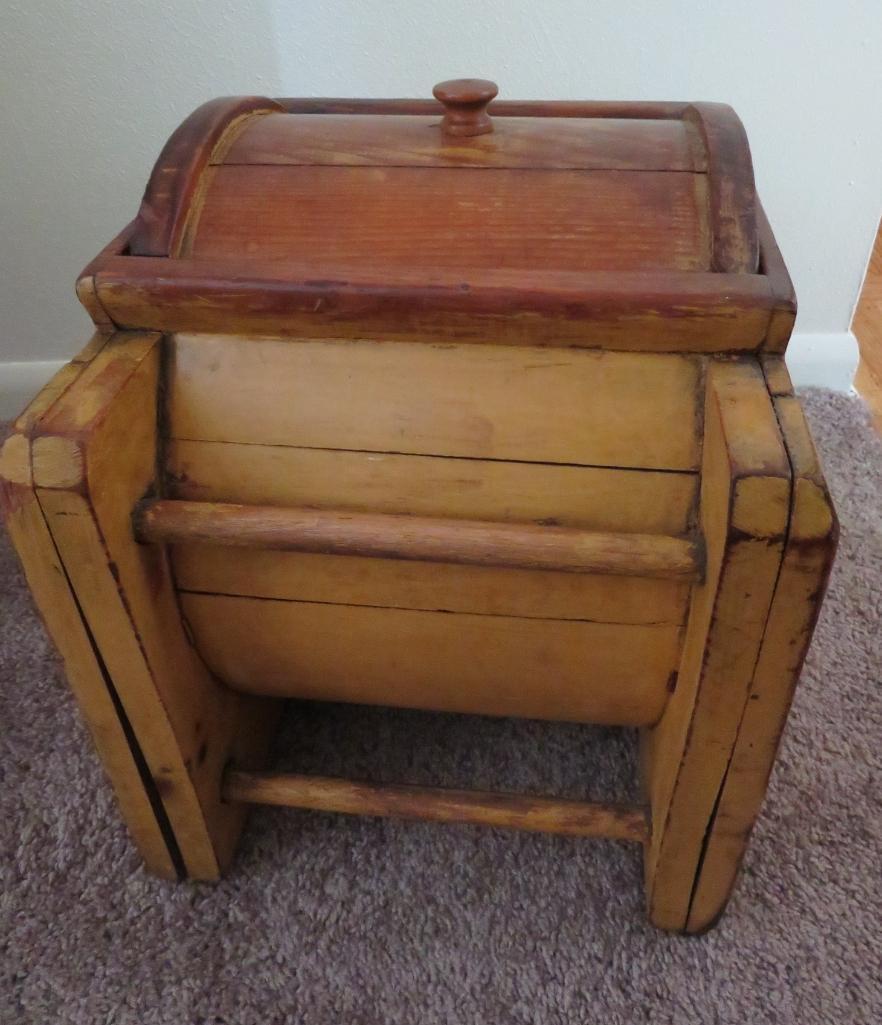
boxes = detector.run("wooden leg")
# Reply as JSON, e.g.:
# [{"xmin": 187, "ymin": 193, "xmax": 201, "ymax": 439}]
[
  {"xmin": 1, "ymin": 335, "xmax": 179, "ymax": 877},
  {"xmin": 642, "ymin": 359, "xmax": 793, "ymax": 932},
  {"xmin": 5, "ymin": 331, "xmax": 280, "ymax": 879},
  {"xmin": 682, "ymin": 379, "xmax": 837, "ymax": 931}
]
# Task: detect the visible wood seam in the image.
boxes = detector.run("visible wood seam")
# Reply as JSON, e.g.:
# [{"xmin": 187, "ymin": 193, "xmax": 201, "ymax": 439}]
[
  {"xmin": 34, "ymin": 343, "xmax": 223, "ymax": 878},
  {"xmin": 149, "ymin": 338, "xmax": 217, "ymax": 669},
  {"xmin": 215, "ymin": 161, "xmax": 710, "ymax": 174},
  {"xmin": 75, "ymin": 273, "xmax": 120, "ymax": 333},
  {"xmin": 682, "ymin": 386, "xmax": 832, "ymax": 931},
  {"xmin": 178, "ymin": 109, "xmax": 277, "ymax": 256},
  {"xmin": 648, "ymin": 375, "xmax": 788, "ymax": 929},
  {"xmin": 30, "ymin": 487, "xmax": 187, "ymax": 880},
  {"xmin": 166, "ymin": 437, "xmax": 701, "ymax": 476},
  {"xmin": 681, "ymin": 391, "xmax": 791, "ymax": 927},
  {"xmin": 275, "ymin": 98, "xmax": 692, "ymax": 120},
  {"xmin": 176, "ymin": 588, "xmax": 685, "ymax": 627},
  {"xmin": 20, "ymin": 349, "xmax": 185, "ymax": 879},
  {"xmin": 177, "ymin": 109, "xmax": 276, "ymax": 256}
]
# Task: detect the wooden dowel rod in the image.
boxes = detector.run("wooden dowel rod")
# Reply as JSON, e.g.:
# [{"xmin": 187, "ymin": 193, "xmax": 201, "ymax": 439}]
[
  {"xmin": 134, "ymin": 499, "xmax": 701, "ymax": 580},
  {"xmin": 224, "ymin": 770, "xmax": 649, "ymax": 843}
]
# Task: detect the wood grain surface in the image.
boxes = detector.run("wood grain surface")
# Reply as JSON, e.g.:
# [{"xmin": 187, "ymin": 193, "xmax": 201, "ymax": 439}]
[
  {"xmin": 225, "ymin": 771, "xmax": 649, "ymax": 843},
  {"xmin": 222, "ymin": 112, "xmax": 701, "ymax": 171},
  {"xmin": 171, "ymin": 546, "xmax": 690, "ymax": 626},
  {"xmin": 0, "ymin": 335, "xmax": 179, "ymax": 879},
  {"xmin": 180, "ymin": 591, "xmax": 681, "ymax": 726},
  {"xmin": 30, "ymin": 334, "xmax": 281, "ymax": 879},
  {"xmin": 135, "ymin": 499, "xmax": 701, "ymax": 580},
  {"xmin": 92, "ymin": 257, "xmax": 776, "ymax": 350},
  {"xmin": 129, "ymin": 96, "xmax": 283, "ymax": 256},
  {"xmin": 166, "ymin": 335, "xmax": 703, "ymax": 471},
  {"xmin": 684, "ymin": 389, "xmax": 837, "ymax": 931},
  {"xmin": 167, "ymin": 438, "xmax": 697, "ymax": 533},
  {"xmin": 643, "ymin": 360, "xmax": 792, "ymax": 931},
  {"xmin": 188, "ymin": 165, "xmax": 708, "ymax": 272}
]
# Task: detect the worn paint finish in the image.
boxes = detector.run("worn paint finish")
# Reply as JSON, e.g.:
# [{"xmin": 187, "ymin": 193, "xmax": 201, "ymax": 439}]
[{"xmin": 225, "ymin": 771, "xmax": 650, "ymax": 844}]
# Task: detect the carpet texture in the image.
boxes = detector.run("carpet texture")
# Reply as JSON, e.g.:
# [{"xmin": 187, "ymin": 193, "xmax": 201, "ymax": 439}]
[{"xmin": 1, "ymin": 389, "xmax": 880, "ymax": 1024}]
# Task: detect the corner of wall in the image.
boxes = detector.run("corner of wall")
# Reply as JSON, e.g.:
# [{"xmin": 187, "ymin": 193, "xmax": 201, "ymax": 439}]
[{"xmin": 785, "ymin": 332, "xmax": 860, "ymax": 392}]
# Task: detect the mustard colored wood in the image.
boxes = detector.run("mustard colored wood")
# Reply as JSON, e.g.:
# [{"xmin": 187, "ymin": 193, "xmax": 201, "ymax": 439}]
[
  {"xmin": 25, "ymin": 335, "xmax": 281, "ymax": 878},
  {"xmin": 171, "ymin": 546, "xmax": 690, "ymax": 626},
  {"xmin": 642, "ymin": 361, "xmax": 792, "ymax": 932},
  {"xmin": 2, "ymin": 88, "xmax": 836, "ymax": 934},
  {"xmin": 166, "ymin": 334, "xmax": 703, "ymax": 471},
  {"xmin": 0, "ymin": 336, "xmax": 178, "ymax": 879},
  {"xmin": 180, "ymin": 591, "xmax": 681, "ymax": 726},
  {"xmin": 683, "ymin": 391, "xmax": 837, "ymax": 931},
  {"xmin": 166, "ymin": 438, "xmax": 698, "ymax": 534}
]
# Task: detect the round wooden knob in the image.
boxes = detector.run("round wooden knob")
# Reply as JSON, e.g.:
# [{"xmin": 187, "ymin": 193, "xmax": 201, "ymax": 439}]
[{"xmin": 433, "ymin": 78, "xmax": 498, "ymax": 137}]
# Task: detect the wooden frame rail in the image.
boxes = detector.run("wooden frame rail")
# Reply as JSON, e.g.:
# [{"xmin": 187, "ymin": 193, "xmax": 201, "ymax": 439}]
[
  {"xmin": 134, "ymin": 498, "xmax": 702, "ymax": 580},
  {"xmin": 87, "ymin": 256, "xmax": 777, "ymax": 351},
  {"xmin": 224, "ymin": 771, "xmax": 649, "ymax": 843}
]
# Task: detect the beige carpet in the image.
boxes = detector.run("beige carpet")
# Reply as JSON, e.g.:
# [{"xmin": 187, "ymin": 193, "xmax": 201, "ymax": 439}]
[{"xmin": 1, "ymin": 389, "xmax": 880, "ymax": 1024}]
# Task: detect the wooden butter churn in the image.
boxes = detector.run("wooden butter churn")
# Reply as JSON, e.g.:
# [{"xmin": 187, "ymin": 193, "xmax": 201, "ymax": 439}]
[{"xmin": 0, "ymin": 79, "xmax": 837, "ymax": 931}]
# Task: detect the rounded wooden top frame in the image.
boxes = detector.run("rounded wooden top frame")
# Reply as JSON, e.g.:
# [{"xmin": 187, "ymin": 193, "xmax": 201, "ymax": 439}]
[
  {"xmin": 128, "ymin": 92, "xmax": 759, "ymax": 275},
  {"xmin": 76, "ymin": 89, "xmax": 794, "ymax": 356}
]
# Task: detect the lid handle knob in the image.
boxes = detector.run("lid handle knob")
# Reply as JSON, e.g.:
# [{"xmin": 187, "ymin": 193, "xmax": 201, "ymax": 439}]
[{"xmin": 433, "ymin": 78, "xmax": 498, "ymax": 137}]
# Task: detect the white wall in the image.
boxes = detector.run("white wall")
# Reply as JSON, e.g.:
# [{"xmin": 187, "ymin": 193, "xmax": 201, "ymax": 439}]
[{"xmin": 2, "ymin": 0, "xmax": 881, "ymax": 411}]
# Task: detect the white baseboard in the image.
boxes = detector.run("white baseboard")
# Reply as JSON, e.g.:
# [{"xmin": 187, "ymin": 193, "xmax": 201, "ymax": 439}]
[
  {"xmin": 784, "ymin": 331, "xmax": 861, "ymax": 392},
  {"xmin": 0, "ymin": 360, "xmax": 65, "ymax": 420},
  {"xmin": 0, "ymin": 332, "xmax": 861, "ymax": 421}
]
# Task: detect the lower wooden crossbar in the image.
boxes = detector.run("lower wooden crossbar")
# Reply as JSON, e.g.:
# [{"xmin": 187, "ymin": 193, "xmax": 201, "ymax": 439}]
[{"xmin": 224, "ymin": 770, "xmax": 649, "ymax": 843}]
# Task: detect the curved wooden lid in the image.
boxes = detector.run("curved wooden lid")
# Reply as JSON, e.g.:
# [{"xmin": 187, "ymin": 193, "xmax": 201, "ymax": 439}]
[
  {"xmin": 129, "ymin": 96, "xmax": 284, "ymax": 257},
  {"xmin": 77, "ymin": 85, "xmax": 784, "ymax": 354},
  {"xmin": 127, "ymin": 85, "xmax": 758, "ymax": 275}
]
